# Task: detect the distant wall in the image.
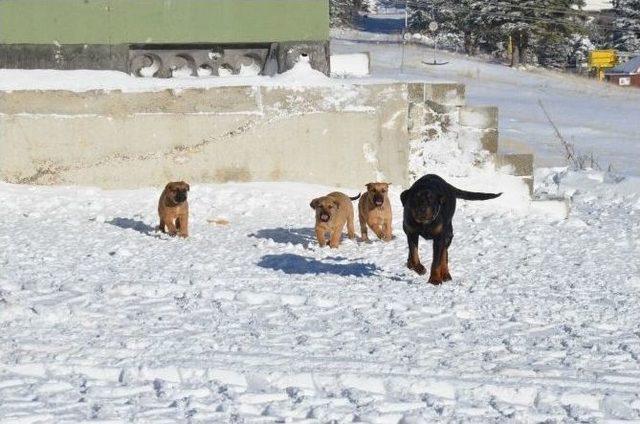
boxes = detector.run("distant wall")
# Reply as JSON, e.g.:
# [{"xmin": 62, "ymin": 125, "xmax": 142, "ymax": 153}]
[
  {"xmin": 0, "ymin": 83, "xmax": 418, "ymax": 188},
  {"xmin": 0, "ymin": 81, "xmax": 512, "ymax": 190}
]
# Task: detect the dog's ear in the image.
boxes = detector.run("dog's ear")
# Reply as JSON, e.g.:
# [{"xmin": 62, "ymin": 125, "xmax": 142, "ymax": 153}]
[
  {"xmin": 400, "ymin": 190, "xmax": 409, "ymax": 206},
  {"xmin": 310, "ymin": 198, "xmax": 319, "ymax": 209},
  {"xmin": 366, "ymin": 183, "xmax": 373, "ymax": 191},
  {"xmin": 333, "ymin": 200, "xmax": 340, "ymax": 209},
  {"xmin": 165, "ymin": 182, "xmax": 174, "ymax": 191},
  {"xmin": 185, "ymin": 183, "xmax": 190, "ymax": 191}
]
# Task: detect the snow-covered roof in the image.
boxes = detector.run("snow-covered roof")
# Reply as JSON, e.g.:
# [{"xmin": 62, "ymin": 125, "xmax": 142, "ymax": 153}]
[{"xmin": 607, "ymin": 56, "xmax": 640, "ymax": 75}]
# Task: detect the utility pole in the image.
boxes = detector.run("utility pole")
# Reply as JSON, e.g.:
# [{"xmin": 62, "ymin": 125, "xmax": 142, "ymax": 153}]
[{"xmin": 404, "ymin": 0, "xmax": 408, "ymax": 28}]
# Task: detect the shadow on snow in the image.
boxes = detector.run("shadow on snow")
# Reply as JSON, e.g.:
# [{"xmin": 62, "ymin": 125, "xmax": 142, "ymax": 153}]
[
  {"xmin": 257, "ymin": 253, "xmax": 379, "ymax": 277},
  {"xmin": 249, "ymin": 227, "xmax": 317, "ymax": 247},
  {"xmin": 106, "ymin": 218, "xmax": 157, "ymax": 236}
]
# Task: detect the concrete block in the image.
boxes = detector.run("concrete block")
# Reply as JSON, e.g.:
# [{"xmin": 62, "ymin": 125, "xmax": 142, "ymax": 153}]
[
  {"xmin": 0, "ymin": 80, "xmax": 516, "ymax": 192},
  {"xmin": 407, "ymin": 83, "xmax": 425, "ymax": 103},
  {"xmin": 423, "ymin": 83, "xmax": 465, "ymax": 107},
  {"xmin": 0, "ymin": 83, "xmax": 415, "ymax": 188},
  {"xmin": 457, "ymin": 126, "xmax": 497, "ymax": 154},
  {"xmin": 330, "ymin": 52, "xmax": 371, "ymax": 77},
  {"xmin": 497, "ymin": 153, "xmax": 534, "ymax": 177},
  {"xmin": 522, "ymin": 176, "xmax": 534, "ymax": 196},
  {"xmin": 459, "ymin": 106, "xmax": 498, "ymax": 130},
  {"xmin": 480, "ymin": 129, "xmax": 499, "ymax": 154}
]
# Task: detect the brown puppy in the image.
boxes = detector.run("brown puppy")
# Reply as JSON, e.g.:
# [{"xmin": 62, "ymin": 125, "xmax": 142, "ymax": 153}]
[
  {"xmin": 310, "ymin": 192, "xmax": 360, "ymax": 248},
  {"xmin": 358, "ymin": 182, "xmax": 392, "ymax": 241},
  {"xmin": 158, "ymin": 181, "xmax": 190, "ymax": 238}
]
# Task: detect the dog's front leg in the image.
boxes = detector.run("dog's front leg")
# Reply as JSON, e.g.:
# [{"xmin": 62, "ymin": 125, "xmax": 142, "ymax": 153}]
[
  {"xmin": 428, "ymin": 237, "xmax": 445, "ymax": 285},
  {"xmin": 346, "ymin": 214, "xmax": 356, "ymax": 240},
  {"xmin": 176, "ymin": 214, "xmax": 189, "ymax": 238},
  {"xmin": 329, "ymin": 228, "xmax": 342, "ymax": 248},
  {"xmin": 441, "ymin": 247, "xmax": 451, "ymax": 281},
  {"xmin": 406, "ymin": 232, "xmax": 425, "ymax": 275},
  {"xmin": 374, "ymin": 223, "xmax": 386, "ymax": 240},
  {"xmin": 383, "ymin": 221, "xmax": 393, "ymax": 241},
  {"xmin": 315, "ymin": 227, "xmax": 327, "ymax": 247},
  {"xmin": 441, "ymin": 231, "xmax": 453, "ymax": 281},
  {"xmin": 165, "ymin": 219, "xmax": 178, "ymax": 236},
  {"xmin": 359, "ymin": 212, "xmax": 369, "ymax": 241}
]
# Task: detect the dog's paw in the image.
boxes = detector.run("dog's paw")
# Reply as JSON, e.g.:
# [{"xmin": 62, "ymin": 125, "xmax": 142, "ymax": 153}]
[
  {"xmin": 407, "ymin": 261, "xmax": 426, "ymax": 275},
  {"xmin": 428, "ymin": 278, "xmax": 443, "ymax": 285},
  {"xmin": 442, "ymin": 272, "xmax": 452, "ymax": 282}
]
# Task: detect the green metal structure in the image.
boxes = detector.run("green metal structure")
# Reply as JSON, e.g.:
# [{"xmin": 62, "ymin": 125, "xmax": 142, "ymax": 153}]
[{"xmin": 0, "ymin": 0, "xmax": 330, "ymax": 77}]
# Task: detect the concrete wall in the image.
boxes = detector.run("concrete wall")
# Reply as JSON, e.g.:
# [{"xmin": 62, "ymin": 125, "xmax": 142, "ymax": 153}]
[
  {"xmin": 0, "ymin": 83, "xmax": 414, "ymax": 189},
  {"xmin": 0, "ymin": 80, "xmax": 533, "ymax": 190}
]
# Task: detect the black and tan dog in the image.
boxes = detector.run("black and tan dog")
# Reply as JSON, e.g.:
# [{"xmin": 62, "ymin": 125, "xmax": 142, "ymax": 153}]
[
  {"xmin": 401, "ymin": 174, "xmax": 501, "ymax": 285},
  {"xmin": 158, "ymin": 181, "xmax": 190, "ymax": 238}
]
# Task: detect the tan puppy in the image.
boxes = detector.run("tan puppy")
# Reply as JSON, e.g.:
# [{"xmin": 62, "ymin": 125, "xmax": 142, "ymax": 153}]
[
  {"xmin": 359, "ymin": 182, "xmax": 392, "ymax": 241},
  {"xmin": 310, "ymin": 192, "xmax": 360, "ymax": 248},
  {"xmin": 158, "ymin": 181, "xmax": 190, "ymax": 238}
]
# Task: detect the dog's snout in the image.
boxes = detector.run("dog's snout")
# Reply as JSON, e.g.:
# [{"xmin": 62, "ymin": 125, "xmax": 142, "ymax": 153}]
[
  {"xmin": 320, "ymin": 213, "xmax": 330, "ymax": 222},
  {"xmin": 175, "ymin": 191, "xmax": 187, "ymax": 202},
  {"xmin": 373, "ymin": 195, "xmax": 384, "ymax": 206}
]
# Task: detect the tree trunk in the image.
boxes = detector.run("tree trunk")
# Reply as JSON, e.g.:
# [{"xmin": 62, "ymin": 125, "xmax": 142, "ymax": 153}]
[
  {"xmin": 464, "ymin": 31, "xmax": 477, "ymax": 55},
  {"xmin": 511, "ymin": 42, "xmax": 520, "ymax": 67}
]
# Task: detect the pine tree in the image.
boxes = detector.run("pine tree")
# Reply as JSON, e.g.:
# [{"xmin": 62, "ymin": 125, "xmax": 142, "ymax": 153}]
[
  {"xmin": 612, "ymin": 0, "xmax": 640, "ymax": 52},
  {"xmin": 408, "ymin": 0, "xmax": 478, "ymax": 54},
  {"xmin": 330, "ymin": 0, "xmax": 366, "ymax": 27},
  {"xmin": 470, "ymin": 0, "xmax": 585, "ymax": 67},
  {"xmin": 408, "ymin": 0, "xmax": 587, "ymax": 66}
]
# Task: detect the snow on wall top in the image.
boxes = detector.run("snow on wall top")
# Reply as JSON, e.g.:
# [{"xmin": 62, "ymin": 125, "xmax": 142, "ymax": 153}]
[
  {"xmin": 0, "ymin": 56, "xmax": 447, "ymax": 93},
  {"xmin": 0, "ymin": 60, "xmax": 335, "ymax": 93}
]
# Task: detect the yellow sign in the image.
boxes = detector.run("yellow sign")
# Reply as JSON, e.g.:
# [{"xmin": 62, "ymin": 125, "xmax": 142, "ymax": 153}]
[
  {"xmin": 588, "ymin": 50, "xmax": 617, "ymax": 68},
  {"xmin": 589, "ymin": 50, "xmax": 618, "ymax": 81}
]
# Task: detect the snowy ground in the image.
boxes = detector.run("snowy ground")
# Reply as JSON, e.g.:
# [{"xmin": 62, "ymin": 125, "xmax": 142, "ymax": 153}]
[
  {"xmin": 331, "ymin": 37, "xmax": 640, "ymax": 177},
  {"xmin": 1, "ymin": 171, "xmax": 639, "ymax": 422},
  {"xmin": 2, "ymin": 19, "xmax": 640, "ymax": 422}
]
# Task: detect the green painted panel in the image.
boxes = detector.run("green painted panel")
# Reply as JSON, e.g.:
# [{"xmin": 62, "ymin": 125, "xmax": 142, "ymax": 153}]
[{"xmin": 0, "ymin": 0, "xmax": 329, "ymax": 44}]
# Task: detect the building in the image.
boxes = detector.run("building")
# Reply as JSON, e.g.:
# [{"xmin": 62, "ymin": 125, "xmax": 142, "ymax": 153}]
[{"xmin": 605, "ymin": 56, "xmax": 640, "ymax": 88}]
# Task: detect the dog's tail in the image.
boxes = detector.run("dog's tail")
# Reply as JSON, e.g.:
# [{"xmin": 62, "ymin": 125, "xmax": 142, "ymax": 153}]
[
  {"xmin": 452, "ymin": 187, "xmax": 502, "ymax": 201},
  {"xmin": 349, "ymin": 193, "xmax": 362, "ymax": 201}
]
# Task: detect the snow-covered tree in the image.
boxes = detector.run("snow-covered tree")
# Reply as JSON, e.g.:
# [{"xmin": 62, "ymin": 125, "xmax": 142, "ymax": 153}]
[
  {"xmin": 469, "ymin": 0, "xmax": 586, "ymax": 67},
  {"xmin": 612, "ymin": 0, "xmax": 640, "ymax": 52},
  {"xmin": 330, "ymin": 0, "xmax": 367, "ymax": 27},
  {"xmin": 362, "ymin": 0, "xmax": 379, "ymax": 14},
  {"xmin": 409, "ymin": 0, "xmax": 587, "ymax": 65},
  {"xmin": 408, "ymin": 0, "xmax": 478, "ymax": 54}
]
